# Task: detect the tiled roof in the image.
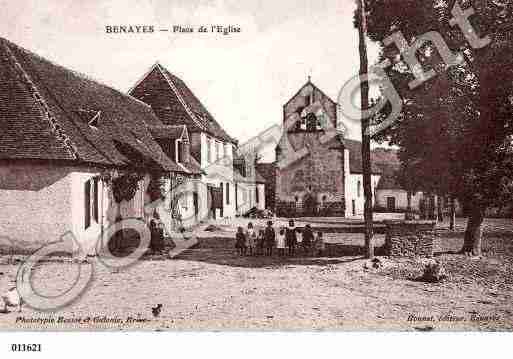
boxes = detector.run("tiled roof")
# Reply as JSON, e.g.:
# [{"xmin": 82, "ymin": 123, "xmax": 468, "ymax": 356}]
[
  {"xmin": 148, "ymin": 124, "xmax": 186, "ymax": 140},
  {"xmin": 283, "ymin": 79, "xmax": 337, "ymax": 109},
  {"xmin": 275, "ymin": 130, "xmax": 382, "ymax": 175},
  {"xmin": 376, "ymin": 172, "xmax": 401, "ymax": 190},
  {"xmin": 131, "ymin": 63, "xmax": 236, "ymax": 144},
  {"xmin": 0, "ymin": 37, "xmax": 187, "ymax": 173},
  {"xmin": 233, "ymin": 167, "xmax": 267, "ymax": 184},
  {"xmin": 147, "ymin": 124, "xmax": 201, "ymax": 175},
  {"xmin": 341, "ymin": 138, "xmax": 383, "ymax": 175},
  {"xmin": 372, "ymin": 148, "xmax": 402, "ymax": 190}
]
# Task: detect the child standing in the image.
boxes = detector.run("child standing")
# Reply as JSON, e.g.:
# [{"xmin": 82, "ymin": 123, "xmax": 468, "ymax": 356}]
[
  {"xmin": 315, "ymin": 231, "xmax": 325, "ymax": 256},
  {"xmin": 235, "ymin": 226, "xmax": 246, "ymax": 256},
  {"xmin": 264, "ymin": 221, "xmax": 276, "ymax": 256},
  {"xmin": 246, "ymin": 222, "xmax": 257, "ymax": 256},
  {"xmin": 276, "ymin": 228, "xmax": 286, "ymax": 257},
  {"xmin": 302, "ymin": 224, "xmax": 314, "ymax": 256},
  {"xmin": 286, "ymin": 219, "xmax": 297, "ymax": 256},
  {"xmin": 257, "ymin": 229, "xmax": 265, "ymax": 255}
]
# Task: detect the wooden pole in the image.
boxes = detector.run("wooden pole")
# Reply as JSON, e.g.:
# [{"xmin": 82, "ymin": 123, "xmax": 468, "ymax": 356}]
[
  {"xmin": 449, "ymin": 195, "xmax": 456, "ymax": 231},
  {"xmin": 357, "ymin": 0, "xmax": 374, "ymax": 259}
]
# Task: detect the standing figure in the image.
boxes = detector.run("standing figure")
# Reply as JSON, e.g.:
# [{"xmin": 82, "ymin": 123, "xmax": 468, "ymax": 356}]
[
  {"xmin": 149, "ymin": 218, "xmax": 165, "ymax": 253},
  {"xmin": 257, "ymin": 229, "xmax": 265, "ymax": 255},
  {"xmin": 264, "ymin": 221, "xmax": 276, "ymax": 256},
  {"xmin": 286, "ymin": 219, "xmax": 297, "ymax": 256},
  {"xmin": 315, "ymin": 231, "xmax": 325, "ymax": 256},
  {"xmin": 235, "ymin": 226, "xmax": 246, "ymax": 256},
  {"xmin": 276, "ymin": 228, "xmax": 286, "ymax": 257},
  {"xmin": 246, "ymin": 222, "xmax": 257, "ymax": 256},
  {"xmin": 302, "ymin": 224, "xmax": 314, "ymax": 256}
]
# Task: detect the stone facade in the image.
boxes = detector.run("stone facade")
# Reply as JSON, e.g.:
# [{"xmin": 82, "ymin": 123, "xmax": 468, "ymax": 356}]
[
  {"xmin": 283, "ymin": 82, "xmax": 337, "ymax": 130},
  {"xmin": 273, "ymin": 80, "xmax": 384, "ymax": 217},
  {"xmin": 384, "ymin": 220, "xmax": 436, "ymax": 257},
  {"xmin": 275, "ymin": 131, "xmax": 345, "ymax": 217}
]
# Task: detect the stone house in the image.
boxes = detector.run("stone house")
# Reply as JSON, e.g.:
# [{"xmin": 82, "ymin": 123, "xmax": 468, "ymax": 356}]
[
  {"xmin": 129, "ymin": 63, "xmax": 247, "ymax": 221},
  {"xmin": 0, "ymin": 38, "xmax": 200, "ymax": 253}
]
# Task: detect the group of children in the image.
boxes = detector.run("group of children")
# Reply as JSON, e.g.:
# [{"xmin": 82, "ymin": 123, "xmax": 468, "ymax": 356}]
[{"xmin": 235, "ymin": 220, "xmax": 326, "ymax": 257}]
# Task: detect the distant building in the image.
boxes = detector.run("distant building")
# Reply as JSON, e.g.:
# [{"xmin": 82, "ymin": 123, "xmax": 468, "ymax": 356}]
[
  {"xmin": 233, "ymin": 155, "xmax": 267, "ymax": 215},
  {"xmin": 256, "ymin": 163, "xmax": 276, "ymax": 212}
]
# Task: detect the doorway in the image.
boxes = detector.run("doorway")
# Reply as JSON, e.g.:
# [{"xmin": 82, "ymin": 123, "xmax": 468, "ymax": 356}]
[{"xmin": 387, "ymin": 197, "xmax": 396, "ymax": 212}]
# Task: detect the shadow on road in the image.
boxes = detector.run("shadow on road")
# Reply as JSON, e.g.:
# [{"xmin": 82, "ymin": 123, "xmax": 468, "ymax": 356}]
[{"xmin": 175, "ymin": 237, "xmax": 387, "ymax": 268}]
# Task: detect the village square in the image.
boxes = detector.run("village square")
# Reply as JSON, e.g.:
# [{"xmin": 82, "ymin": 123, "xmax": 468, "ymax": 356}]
[{"xmin": 0, "ymin": 0, "xmax": 512, "ymax": 332}]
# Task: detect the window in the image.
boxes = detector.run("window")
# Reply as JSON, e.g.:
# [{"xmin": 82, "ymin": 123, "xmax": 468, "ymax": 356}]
[
  {"xmin": 305, "ymin": 94, "xmax": 311, "ymax": 107},
  {"xmin": 226, "ymin": 182, "xmax": 230, "ymax": 205},
  {"xmin": 92, "ymin": 178, "xmax": 99, "ymax": 223},
  {"xmin": 357, "ymin": 180, "xmax": 361, "ymax": 197},
  {"xmin": 216, "ymin": 141, "xmax": 222, "ymax": 161},
  {"xmin": 300, "ymin": 117, "xmax": 307, "ymax": 130},
  {"xmin": 256, "ymin": 186, "xmax": 259, "ymax": 203},
  {"xmin": 211, "ymin": 138, "xmax": 216, "ymax": 162},
  {"xmin": 84, "ymin": 178, "xmax": 99, "ymax": 230},
  {"xmin": 176, "ymin": 139, "xmax": 183, "ymax": 163},
  {"xmin": 387, "ymin": 197, "xmax": 396, "ymax": 212},
  {"xmin": 219, "ymin": 182, "xmax": 224, "ymax": 218},
  {"xmin": 85, "ymin": 180, "xmax": 91, "ymax": 229},
  {"xmin": 206, "ymin": 136, "xmax": 212, "ymax": 163}
]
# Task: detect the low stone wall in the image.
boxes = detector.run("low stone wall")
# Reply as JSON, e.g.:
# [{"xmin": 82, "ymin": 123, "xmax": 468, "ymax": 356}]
[
  {"xmin": 384, "ymin": 220, "xmax": 436, "ymax": 257},
  {"xmin": 275, "ymin": 201, "xmax": 345, "ymax": 217}
]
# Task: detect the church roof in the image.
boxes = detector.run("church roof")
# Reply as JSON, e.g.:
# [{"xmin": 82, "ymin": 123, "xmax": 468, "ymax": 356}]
[
  {"xmin": 0, "ymin": 37, "xmax": 190, "ymax": 173},
  {"xmin": 283, "ymin": 79, "xmax": 337, "ymax": 109}
]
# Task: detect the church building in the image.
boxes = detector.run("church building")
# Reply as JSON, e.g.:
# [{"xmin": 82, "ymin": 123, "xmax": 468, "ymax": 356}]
[{"xmin": 273, "ymin": 80, "xmax": 382, "ymax": 217}]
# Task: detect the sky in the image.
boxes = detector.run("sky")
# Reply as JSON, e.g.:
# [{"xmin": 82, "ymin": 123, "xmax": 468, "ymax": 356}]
[{"xmin": 1, "ymin": 0, "xmax": 380, "ymax": 161}]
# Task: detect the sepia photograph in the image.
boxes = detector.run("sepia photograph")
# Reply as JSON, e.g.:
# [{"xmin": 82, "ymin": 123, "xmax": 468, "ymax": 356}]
[{"xmin": 0, "ymin": 1, "xmax": 512, "ymax": 350}]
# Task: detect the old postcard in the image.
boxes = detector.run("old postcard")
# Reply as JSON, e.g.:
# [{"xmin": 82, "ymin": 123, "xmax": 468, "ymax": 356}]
[{"xmin": 0, "ymin": 0, "xmax": 512, "ymax": 336}]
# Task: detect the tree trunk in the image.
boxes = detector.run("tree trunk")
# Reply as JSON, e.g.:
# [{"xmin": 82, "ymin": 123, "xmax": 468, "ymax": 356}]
[
  {"xmin": 436, "ymin": 195, "xmax": 444, "ymax": 222},
  {"xmin": 357, "ymin": 0, "xmax": 374, "ymax": 259},
  {"xmin": 428, "ymin": 194, "xmax": 436, "ymax": 220},
  {"xmin": 461, "ymin": 205, "xmax": 485, "ymax": 256},
  {"xmin": 449, "ymin": 196, "xmax": 456, "ymax": 231},
  {"xmin": 405, "ymin": 191, "xmax": 414, "ymax": 220}
]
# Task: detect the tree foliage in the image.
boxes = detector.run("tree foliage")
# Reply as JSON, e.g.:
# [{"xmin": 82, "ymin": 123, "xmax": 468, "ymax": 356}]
[{"xmin": 364, "ymin": 0, "xmax": 513, "ymax": 254}]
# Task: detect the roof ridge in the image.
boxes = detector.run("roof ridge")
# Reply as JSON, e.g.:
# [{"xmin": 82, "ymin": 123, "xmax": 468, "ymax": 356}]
[
  {"xmin": 1, "ymin": 37, "xmax": 147, "ymax": 113},
  {"xmin": 127, "ymin": 62, "xmax": 160, "ymax": 95},
  {"xmin": 159, "ymin": 65, "xmax": 237, "ymax": 144},
  {"xmin": 283, "ymin": 79, "xmax": 338, "ymax": 109},
  {"xmin": 0, "ymin": 40, "xmax": 79, "ymax": 159},
  {"xmin": 155, "ymin": 63, "xmax": 207, "ymax": 131}
]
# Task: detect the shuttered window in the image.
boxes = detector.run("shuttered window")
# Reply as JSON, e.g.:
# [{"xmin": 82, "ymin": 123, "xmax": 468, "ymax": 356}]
[
  {"xmin": 176, "ymin": 139, "xmax": 183, "ymax": 163},
  {"xmin": 85, "ymin": 178, "xmax": 100, "ymax": 230},
  {"xmin": 85, "ymin": 180, "xmax": 91, "ymax": 229},
  {"xmin": 92, "ymin": 178, "xmax": 99, "ymax": 223},
  {"xmin": 206, "ymin": 137, "xmax": 211, "ymax": 163}
]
